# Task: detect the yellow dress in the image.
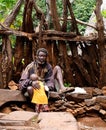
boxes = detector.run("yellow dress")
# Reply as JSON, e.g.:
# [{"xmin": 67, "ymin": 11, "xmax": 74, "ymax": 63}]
[{"xmin": 31, "ymin": 81, "xmax": 48, "ymax": 104}]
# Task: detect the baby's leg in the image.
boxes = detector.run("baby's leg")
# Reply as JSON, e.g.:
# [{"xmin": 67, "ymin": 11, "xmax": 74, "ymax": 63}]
[
  {"xmin": 42, "ymin": 104, "xmax": 49, "ymax": 112},
  {"xmin": 35, "ymin": 104, "xmax": 40, "ymax": 113}
]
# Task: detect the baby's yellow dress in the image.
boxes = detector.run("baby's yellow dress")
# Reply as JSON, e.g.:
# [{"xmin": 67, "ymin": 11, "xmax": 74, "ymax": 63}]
[{"xmin": 31, "ymin": 81, "xmax": 48, "ymax": 104}]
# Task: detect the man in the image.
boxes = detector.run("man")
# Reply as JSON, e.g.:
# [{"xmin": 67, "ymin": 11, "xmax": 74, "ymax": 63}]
[{"xmin": 19, "ymin": 48, "xmax": 73, "ymax": 99}]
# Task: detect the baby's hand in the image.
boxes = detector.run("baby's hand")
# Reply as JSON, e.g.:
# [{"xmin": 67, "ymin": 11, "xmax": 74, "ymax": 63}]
[{"xmin": 32, "ymin": 81, "xmax": 40, "ymax": 89}]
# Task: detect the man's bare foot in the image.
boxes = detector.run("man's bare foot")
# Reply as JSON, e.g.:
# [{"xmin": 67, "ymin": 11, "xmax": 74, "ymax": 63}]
[{"xmin": 59, "ymin": 87, "xmax": 75, "ymax": 94}]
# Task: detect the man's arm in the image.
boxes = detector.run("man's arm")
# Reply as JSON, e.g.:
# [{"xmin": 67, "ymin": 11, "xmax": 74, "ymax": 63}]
[{"xmin": 19, "ymin": 66, "xmax": 32, "ymax": 90}]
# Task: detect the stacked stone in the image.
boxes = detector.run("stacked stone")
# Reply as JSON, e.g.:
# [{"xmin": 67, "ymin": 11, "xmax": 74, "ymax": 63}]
[
  {"xmin": 49, "ymin": 87, "xmax": 106, "ymax": 120},
  {"xmin": 0, "ymin": 87, "xmax": 106, "ymax": 121}
]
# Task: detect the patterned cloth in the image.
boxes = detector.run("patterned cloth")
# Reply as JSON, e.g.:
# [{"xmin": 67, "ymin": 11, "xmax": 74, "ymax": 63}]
[{"xmin": 19, "ymin": 61, "xmax": 55, "ymax": 92}]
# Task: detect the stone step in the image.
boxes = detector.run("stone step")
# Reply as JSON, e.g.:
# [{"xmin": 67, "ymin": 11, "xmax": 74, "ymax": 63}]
[
  {"xmin": 38, "ymin": 112, "xmax": 80, "ymax": 130},
  {"xmin": 0, "ymin": 111, "xmax": 80, "ymax": 130},
  {"xmin": 0, "ymin": 126, "xmax": 38, "ymax": 130},
  {"xmin": 0, "ymin": 111, "xmax": 38, "ymax": 126}
]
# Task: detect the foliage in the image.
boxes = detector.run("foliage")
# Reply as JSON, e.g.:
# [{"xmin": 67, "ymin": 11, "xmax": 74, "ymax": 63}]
[
  {"xmin": 0, "ymin": 0, "xmax": 96, "ymax": 35},
  {"xmin": 0, "ymin": 0, "xmax": 96, "ymax": 49},
  {"xmin": 36, "ymin": 0, "xmax": 46, "ymax": 14},
  {"xmin": 0, "ymin": 0, "xmax": 24, "ymax": 48},
  {"xmin": 101, "ymin": 9, "xmax": 106, "ymax": 18},
  {"xmin": 64, "ymin": 82, "xmax": 71, "ymax": 87},
  {"xmin": 0, "ymin": 0, "xmax": 24, "ymax": 29},
  {"xmin": 73, "ymin": 0, "xmax": 95, "ymax": 21},
  {"xmin": 0, "ymin": 0, "xmax": 16, "ymax": 23},
  {"xmin": 35, "ymin": 0, "xmax": 96, "ymax": 34},
  {"xmin": 72, "ymin": 0, "xmax": 96, "ymax": 34}
]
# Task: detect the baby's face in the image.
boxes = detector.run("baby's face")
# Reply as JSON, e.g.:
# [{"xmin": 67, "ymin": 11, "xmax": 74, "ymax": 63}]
[{"xmin": 30, "ymin": 74, "xmax": 38, "ymax": 81}]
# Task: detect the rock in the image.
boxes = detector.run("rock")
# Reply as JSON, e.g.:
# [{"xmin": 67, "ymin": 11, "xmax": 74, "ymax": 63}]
[
  {"xmin": 78, "ymin": 116, "xmax": 106, "ymax": 130},
  {"xmin": 64, "ymin": 102, "xmax": 74, "ymax": 109},
  {"xmin": 65, "ymin": 93, "xmax": 92, "ymax": 102},
  {"xmin": 49, "ymin": 91, "xmax": 62, "ymax": 100},
  {"xmin": 58, "ymin": 105, "xmax": 67, "ymax": 111},
  {"xmin": 0, "ymin": 111, "xmax": 39, "ymax": 130},
  {"xmin": 54, "ymin": 100, "xmax": 65, "ymax": 107},
  {"xmin": 0, "ymin": 111, "xmax": 80, "ymax": 130},
  {"xmin": 96, "ymin": 96, "xmax": 106, "ymax": 104},
  {"xmin": 75, "ymin": 107, "xmax": 86, "ymax": 115},
  {"xmin": 93, "ymin": 104, "xmax": 101, "ymax": 111},
  {"xmin": 85, "ymin": 105, "xmax": 100, "ymax": 112},
  {"xmin": 8, "ymin": 80, "xmax": 18, "ymax": 90},
  {"xmin": 84, "ymin": 87, "xmax": 94, "ymax": 96},
  {"xmin": 100, "ymin": 103, "xmax": 106, "ymax": 110},
  {"xmin": 93, "ymin": 88, "xmax": 103, "ymax": 96},
  {"xmin": 102, "ymin": 86, "xmax": 106, "ymax": 95},
  {"xmin": 0, "ymin": 107, "xmax": 12, "ymax": 114},
  {"xmin": 38, "ymin": 112, "xmax": 79, "ymax": 130},
  {"xmin": 0, "ymin": 111, "xmax": 38, "ymax": 126},
  {"xmin": 49, "ymin": 106, "xmax": 57, "ymax": 111},
  {"xmin": 99, "ymin": 109, "xmax": 106, "ymax": 116},
  {"xmin": 78, "ymin": 102, "xmax": 86, "ymax": 107},
  {"xmin": 102, "ymin": 86, "xmax": 106, "ymax": 90},
  {"xmin": 102, "ymin": 90, "xmax": 106, "ymax": 95},
  {"xmin": 10, "ymin": 104, "xmax": 24, "ymax": 111},
  {"xmin": 0, "ymin": 113, "xmax": 7, "ymax": 118},
  {"xmin": 84, "ymin": 97, "xmax": 96, "ymax": 106},
  {"xmin": 0, "ymin": 126, "xmax": 38, "ymax": 130},
  {"xmin": 0, "ymin": 89, "xmax": 26, "ymax": 107},
  {"xmin": 94, "ymin": 96, "xmax": 106, "ymax": 111}
]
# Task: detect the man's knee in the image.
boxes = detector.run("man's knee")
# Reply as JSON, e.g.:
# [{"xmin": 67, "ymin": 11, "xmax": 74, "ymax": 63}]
[
  {"xmin": 54, "ymin": 65, "xmax": 61, "ymax": 72},
  {"xmin": 27, "ymin": 86, "xmax": 33, "ymax": 91},
  {"xmin": 27, "ymin": 86, "xmax": 33, "ymax": 94}
]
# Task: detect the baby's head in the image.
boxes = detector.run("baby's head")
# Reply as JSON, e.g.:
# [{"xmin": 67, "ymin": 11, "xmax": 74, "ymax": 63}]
[{"xmin": 30, "ymin": 74, "xmax": 38, "ymax": 81}]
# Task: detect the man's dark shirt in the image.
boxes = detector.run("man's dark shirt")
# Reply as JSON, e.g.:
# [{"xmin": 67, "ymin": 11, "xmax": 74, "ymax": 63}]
[{"xmin": 19, "ymin": 61, "xmax": 55, "ymax": 91}]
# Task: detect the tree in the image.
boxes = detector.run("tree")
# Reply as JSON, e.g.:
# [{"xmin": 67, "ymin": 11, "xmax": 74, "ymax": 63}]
[
  {"xmin": 95, "ymin": 0, "xmax": 106, "ymax": 88},
  {"xmin": 84, "ymin": 0, "xmax": 106, "ymax": 88},
  {"xmin": 0, "ymin": 0, "xmax": 105, "ymax": 89}
]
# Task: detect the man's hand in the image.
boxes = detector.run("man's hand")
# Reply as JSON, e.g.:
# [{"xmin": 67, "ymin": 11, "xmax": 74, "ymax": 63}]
[{"xmin": 32, "ymin": 81, "xmax": 40, "ymax": 89}]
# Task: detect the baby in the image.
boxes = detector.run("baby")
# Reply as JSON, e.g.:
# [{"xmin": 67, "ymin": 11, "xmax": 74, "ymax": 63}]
[{"xmin": 30, "ymin": 74, "xmax": 49, "ymax": 113}]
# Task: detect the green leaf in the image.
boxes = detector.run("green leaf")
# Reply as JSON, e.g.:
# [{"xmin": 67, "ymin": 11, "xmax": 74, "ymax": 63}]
[{"xmin": 101, "ymin": 9, "xmax": 106, "ymax": 18}]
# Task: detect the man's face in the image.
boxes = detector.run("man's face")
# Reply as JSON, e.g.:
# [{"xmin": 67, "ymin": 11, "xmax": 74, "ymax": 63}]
[{"xmin": 36, "ymin": 51, "xmax": 47, "ymax": 64}]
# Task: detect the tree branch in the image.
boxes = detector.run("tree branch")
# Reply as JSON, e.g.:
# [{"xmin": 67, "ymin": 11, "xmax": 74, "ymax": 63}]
[{"xmin": 3, "ymin": 0, "xmax": 24, "ymax": 27}]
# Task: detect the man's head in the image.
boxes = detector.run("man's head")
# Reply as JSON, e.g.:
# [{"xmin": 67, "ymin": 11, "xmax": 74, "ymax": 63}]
[
  {"xmin": 36, "ymin": 48, "xmax": 48, "ymax": 56},
  {"xmin": 36, "ymin": 48, "xmax": 48, "ymax": 65}
]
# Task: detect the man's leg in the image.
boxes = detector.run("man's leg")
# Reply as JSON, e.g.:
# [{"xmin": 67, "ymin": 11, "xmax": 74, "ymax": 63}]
[
  {"xmin": 53, "ymin": 65, "xmax": 66, "ymax": 92},
  {"xmin": 27, "ymin": 86, "xmax": 34, "ymax": 99},
  {"xmin": 53, "ymin": 66, "xmax": 75, "ymax": 93}
]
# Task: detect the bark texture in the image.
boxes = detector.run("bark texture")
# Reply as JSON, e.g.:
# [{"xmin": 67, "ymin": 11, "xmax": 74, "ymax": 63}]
[{"xmin": 0, "ymin": 0, "xmax": 105, "ymax": 88}]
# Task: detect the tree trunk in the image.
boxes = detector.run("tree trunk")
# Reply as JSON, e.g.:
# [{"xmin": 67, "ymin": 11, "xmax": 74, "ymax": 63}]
[
  {"xmin": 13, "ymin": 37, "xmax": 24, "ymax": 82},
  {"xmin": 0, "ymin": 36, "xmax": 12, "ymax": 88},
  {"xmin": 95, "ymin": 0, "xmax": 106, "ymax": 88},
  {"xmin": 0, "ymin": 0, "xmax": 23, "ymax": 88},
  {"xmin": 22, "ymin": 0, "xmax": 34, "ymax": 66}
]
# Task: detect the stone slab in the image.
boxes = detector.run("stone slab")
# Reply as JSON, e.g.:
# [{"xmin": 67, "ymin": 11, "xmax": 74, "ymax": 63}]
[
  {"xmin": 0, "ymin": 112, "xmax": 7, "ymax": 118},
  {"xmin": 78, "ymin": 116, "xmax": 106, "ymax": 130},
  {"xmin": 0, "ymin": 126, "xmax": 39, "ymax": 130},
  {"xmin": 0, "ymin": 111, "xmax": 38, "ymax": 126},
  {"xmin": 0, "ymin": 111, "xmax": 80, "ymax": 130},
  {"xmin": 0, "ymin": 89, "xmax": 26, "ymax": 106},
  {"xmin": 38, "ymin": 112, "xmax": 80, "ymax": 130}
]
